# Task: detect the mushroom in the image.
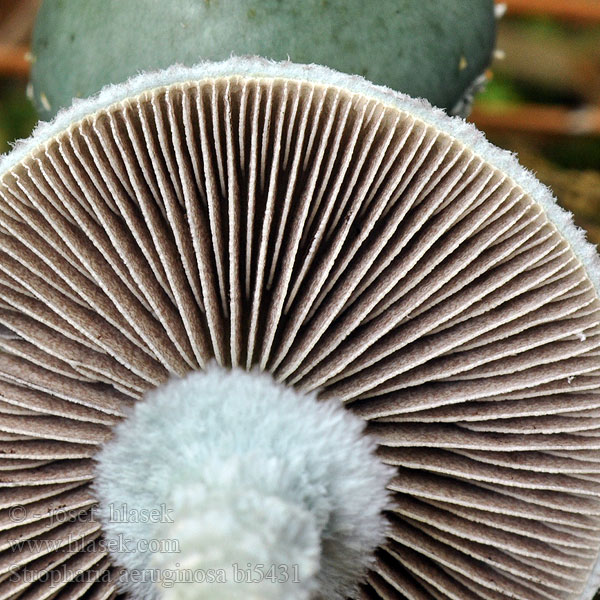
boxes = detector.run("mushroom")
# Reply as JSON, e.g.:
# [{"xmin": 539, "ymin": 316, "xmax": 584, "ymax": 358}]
[
  {"xmin": 30, "ymin": 0, "xmax": 497, "ymax": 119},
  {"xmin": 0, "ymin": 58, "xmax": 599, "ymax": 600}
]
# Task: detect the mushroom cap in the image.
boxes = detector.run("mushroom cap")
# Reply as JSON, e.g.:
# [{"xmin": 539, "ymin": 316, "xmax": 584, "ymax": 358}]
[
  {"xmin": 0, "ymin": 58, "xmax": 600, "ymax": 600},
  {"xmin": 30, "ymin": 0, "xmax": 497, "ymax": 119}
]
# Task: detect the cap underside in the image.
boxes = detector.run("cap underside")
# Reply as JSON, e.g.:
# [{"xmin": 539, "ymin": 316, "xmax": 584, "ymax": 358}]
[{"xmin": 0, "ymin": 66, "xmax": 599, "ymax": 600}]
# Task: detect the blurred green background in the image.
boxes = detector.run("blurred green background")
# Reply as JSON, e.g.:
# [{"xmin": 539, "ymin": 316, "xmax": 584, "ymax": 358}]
[{"xmin": 0, "ymin": 79, "xmax": 36, "ymax": 154}]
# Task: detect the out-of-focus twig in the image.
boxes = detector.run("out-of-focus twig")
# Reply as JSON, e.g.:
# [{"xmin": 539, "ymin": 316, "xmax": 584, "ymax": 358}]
[
  {"xmin": 0, "ymin": 45, "xmax": 29, "ymax": 78},
  {"xmin": 502, "ymin": 0, "xmax": 600, "ymax": 22},
  {"xmin": 470, "ymin": 103, "xmax": 600, "ymax": 136},
  {"xmin": 0, "ymin": 0, "xmax": 38, "ymax": 78},
  {"xmin": 0, "ymin": 0, "xmax": 40, "ymax": 46}
]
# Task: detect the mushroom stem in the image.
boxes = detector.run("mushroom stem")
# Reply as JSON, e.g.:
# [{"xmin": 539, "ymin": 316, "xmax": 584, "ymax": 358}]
[
  {"xmin": 93, "ymin": 366, "xmax": 393, "ymax": 600},
  {"xmin": 152, "ymin": 461, "xmax": 322, "ymax": 600}
]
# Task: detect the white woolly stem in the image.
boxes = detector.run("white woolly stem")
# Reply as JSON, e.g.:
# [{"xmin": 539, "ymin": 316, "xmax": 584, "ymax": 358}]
[
  {"xmin": 154, "ymin": 462, "xmax": 321, "ymax": 600},
  {"xmin": 94, "ymin": 366, "xmax": 394, "ymax": 600}
]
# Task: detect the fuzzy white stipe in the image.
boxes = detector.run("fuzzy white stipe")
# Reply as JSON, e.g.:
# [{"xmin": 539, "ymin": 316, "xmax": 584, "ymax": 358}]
[
  {"xmin": 2, "ymin": 57, "xmax": 599, "ymax": 300},
  {"xmin": 582, "ymin": 548, "xmax": 600, "ymax": 600},
  {"xmin": 93, "ymin": 366, "xmax": 393, "ymax": 600}
]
